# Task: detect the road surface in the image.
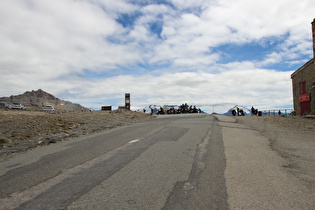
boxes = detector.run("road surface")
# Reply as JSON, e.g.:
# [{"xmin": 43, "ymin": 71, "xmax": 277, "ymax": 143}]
[{"xmin": 0, "ymin": 114, "xmax": 313, "ymax": 209}]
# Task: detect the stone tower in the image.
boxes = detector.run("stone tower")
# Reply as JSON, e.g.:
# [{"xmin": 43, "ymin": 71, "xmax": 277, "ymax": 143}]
[{"xmin": 125, "ymin": 93, "xmax": 130, "ymax": 110}]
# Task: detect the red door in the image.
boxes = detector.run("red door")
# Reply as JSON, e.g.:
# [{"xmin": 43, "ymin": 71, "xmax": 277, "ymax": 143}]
[{"xmin": 300, "ymin": 101, "xmax": 310, "ymax": 115}]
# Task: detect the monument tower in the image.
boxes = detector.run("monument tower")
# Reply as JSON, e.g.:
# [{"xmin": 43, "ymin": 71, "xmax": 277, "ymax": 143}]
[{"xmin": 125, "ymin": 93, "xmax": 130, "ymax": 110}]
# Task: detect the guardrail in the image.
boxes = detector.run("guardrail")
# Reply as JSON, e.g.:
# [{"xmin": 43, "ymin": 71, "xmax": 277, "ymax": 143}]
[{"xmin": 260, "ymin": 109, "xmax": 294, "ymax": 116}]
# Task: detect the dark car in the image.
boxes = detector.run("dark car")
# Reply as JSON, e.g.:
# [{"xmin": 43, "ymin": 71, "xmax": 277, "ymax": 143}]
[{"xmin": 0, "ymin": 101, "xmax": 9, "ymax": 109}]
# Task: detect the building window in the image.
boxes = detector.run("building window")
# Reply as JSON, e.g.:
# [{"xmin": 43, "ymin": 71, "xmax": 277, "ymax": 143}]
[{"xmin": 299, "ymin": 81, "xmax": 306, "ymax": 94}]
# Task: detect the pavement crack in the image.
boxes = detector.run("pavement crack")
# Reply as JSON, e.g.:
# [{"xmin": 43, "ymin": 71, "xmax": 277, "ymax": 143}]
[
  {"xmin": 162, "ymin": 128, "xmax": 212, "ymax": 209},
  {"xmin": 187, "ymin": 128, "xmax": 212, "ymax": 185}
]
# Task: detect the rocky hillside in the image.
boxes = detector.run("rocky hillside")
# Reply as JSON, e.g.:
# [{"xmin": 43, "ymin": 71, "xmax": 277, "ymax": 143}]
[{"xmin": 0, "ymin": 89, "xmax": 87, "ymax": 111}]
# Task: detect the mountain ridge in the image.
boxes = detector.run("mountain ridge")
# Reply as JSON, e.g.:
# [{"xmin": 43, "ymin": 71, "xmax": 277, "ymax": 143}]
[{"xmin": 0, "ymin": 89, "xmax": 87, "ymax": 111}]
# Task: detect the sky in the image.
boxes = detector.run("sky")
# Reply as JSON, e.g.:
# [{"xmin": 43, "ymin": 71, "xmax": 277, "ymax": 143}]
[{"xmin": 0, "ymin": 0, "xmax": 314, "ymax": 113}]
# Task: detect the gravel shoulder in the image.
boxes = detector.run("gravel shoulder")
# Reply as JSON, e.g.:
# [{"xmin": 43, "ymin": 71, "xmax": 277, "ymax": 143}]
[
  {"xmin": 235, "ymin": 115, "xmax": 315, "ymax": 191},
  {"xmin": 0, "ymin": 109, "xmax": 154, "ymax": 159}
]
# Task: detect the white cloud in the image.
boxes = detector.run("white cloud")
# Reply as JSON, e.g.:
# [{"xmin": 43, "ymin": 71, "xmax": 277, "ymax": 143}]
[
  {"xmin": 32, "ymin": 63, "xmax": 291, "ymax": 113},
  {"xmin": 0, "ymin": 0, "xmax": 140, "ymax": 77},
  {"xmin": 203, "ymin": 0, "xmax": 313, "ymax": 39},
  {"xmin": 94, "ymin": 0, "xmax": 139, "ymax": 15},
  {"xmin": 169, "ymin": 0, "xmax": 211, "ymax": 11}
]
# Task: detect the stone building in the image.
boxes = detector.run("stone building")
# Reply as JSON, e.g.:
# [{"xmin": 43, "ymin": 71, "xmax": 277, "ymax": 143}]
[{"xmin": 291, "ymin": 19, "xmax": 315, "ymax": 115}]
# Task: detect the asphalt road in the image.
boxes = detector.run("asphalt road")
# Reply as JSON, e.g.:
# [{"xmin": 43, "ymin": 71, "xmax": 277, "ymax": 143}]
[
  {"xmin": 0, "ymin": 114, "xmax": 228, "ymax": 209},
  {"xmin": 1, "ymin": 114, "xmax": 313, "ymax": 209}
]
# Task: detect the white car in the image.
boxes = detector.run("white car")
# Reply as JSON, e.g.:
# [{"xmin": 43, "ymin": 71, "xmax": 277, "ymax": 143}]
[
  {"xmin": 11, "ymin": 103, "xmax": 26, "ymax": 110},
  {"xmin": 44, "ymin": 105, "xmax": 55, "ymax": 111}
]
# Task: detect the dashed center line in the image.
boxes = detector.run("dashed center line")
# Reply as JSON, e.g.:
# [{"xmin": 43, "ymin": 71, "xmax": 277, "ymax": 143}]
[{"xmin": 129, "ymin": 139, "xmax": 140, "ymax": 144}]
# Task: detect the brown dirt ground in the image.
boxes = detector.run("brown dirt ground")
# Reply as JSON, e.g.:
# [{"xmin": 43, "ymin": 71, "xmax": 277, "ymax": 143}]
[{"xmin": 0, "ymin": 109, "xmax": 154, "ymax": 158}]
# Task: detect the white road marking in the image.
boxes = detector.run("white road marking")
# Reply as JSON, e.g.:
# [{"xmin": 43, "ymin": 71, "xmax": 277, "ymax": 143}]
[
  {"xmin": 129, "ymin": 139, "xmax": 139, "ymax": 144},
  {"xmin": 0, "ymin": 141, "xmax": 133, "ymax": 209}
]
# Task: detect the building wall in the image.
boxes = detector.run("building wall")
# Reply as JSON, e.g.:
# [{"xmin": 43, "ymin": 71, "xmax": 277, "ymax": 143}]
[
  {"xmin": 291, "ymin": 19, "xmax": 315, "ymax": 115},
  {"xmin": 291, "ymin": 59, "xmax": 315, "ymax": 115},
  {"xmin": 313, "ymin": 18, "xmax": 315, "ymax": 58}
]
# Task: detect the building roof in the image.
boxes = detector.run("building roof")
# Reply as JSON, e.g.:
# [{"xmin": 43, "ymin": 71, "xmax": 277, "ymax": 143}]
[{"xmin": 291, "ymin": 58, "xmax": 314, "ymax": 79}]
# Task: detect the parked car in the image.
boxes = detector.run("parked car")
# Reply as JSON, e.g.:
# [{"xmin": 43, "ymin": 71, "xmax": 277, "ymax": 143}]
[
  {"xmin": 44, "ymin": 105, "xmax": 55, "ymax": 111},
  {"xmin": 11, "ymin": 103, "xmax": 26, "ymax": 110},
  {"xmin": 0, "ymin": 101, "xmax": 9, "ymax": 109}
]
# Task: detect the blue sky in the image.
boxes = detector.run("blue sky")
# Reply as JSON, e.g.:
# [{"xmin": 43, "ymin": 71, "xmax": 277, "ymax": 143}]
[{"xmin": 0, "ymin": 0, "xmax": 314, "ymax": 113}]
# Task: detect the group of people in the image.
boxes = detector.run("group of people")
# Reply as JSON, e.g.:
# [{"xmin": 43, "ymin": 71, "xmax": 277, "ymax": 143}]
[
  {"xmin": 231, "ymin": 106, "xmax": 293, "ymax": 117},
  {"xmin": 151, "ymin": 103, "xmax": 202, "ymax": 115},
  {"xmin": 231, "ymin": 107, "xmax": 245, "ymax": 116},
  {"xmin": 231, "ymin": 106, "xmax": 258, "ymax": 116},
  {"xmin": 251, "ymin": 106, "xmax": 258, "ymax": 116},
  {"xmin": 167, "ymin": 104, "xmax": 201, "ymax": 114}
]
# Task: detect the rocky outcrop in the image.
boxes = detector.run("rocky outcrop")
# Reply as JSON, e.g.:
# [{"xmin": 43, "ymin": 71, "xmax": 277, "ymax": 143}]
[{"xmin": 0, "ymin": 89, "xmax": 87, "ymax": 111}]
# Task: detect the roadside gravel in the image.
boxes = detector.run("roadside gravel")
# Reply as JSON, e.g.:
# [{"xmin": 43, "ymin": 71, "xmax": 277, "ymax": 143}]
[
  {"xmin": 0, "ymin": 109, "xmax": 154, "ymax": 159},
  {"xmin": 236, "ymin": 115, "xmax": 315, "ymax": 191}
]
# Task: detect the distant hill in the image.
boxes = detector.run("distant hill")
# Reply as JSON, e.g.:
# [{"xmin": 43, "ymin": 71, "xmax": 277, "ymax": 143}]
[
  {"xmin": 0, "ymin": 89, "xmax": 87, "ymax": 111},
  {"xmin": 224, "ymin": 105, "xmax": 252, "ymax": 116}
]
